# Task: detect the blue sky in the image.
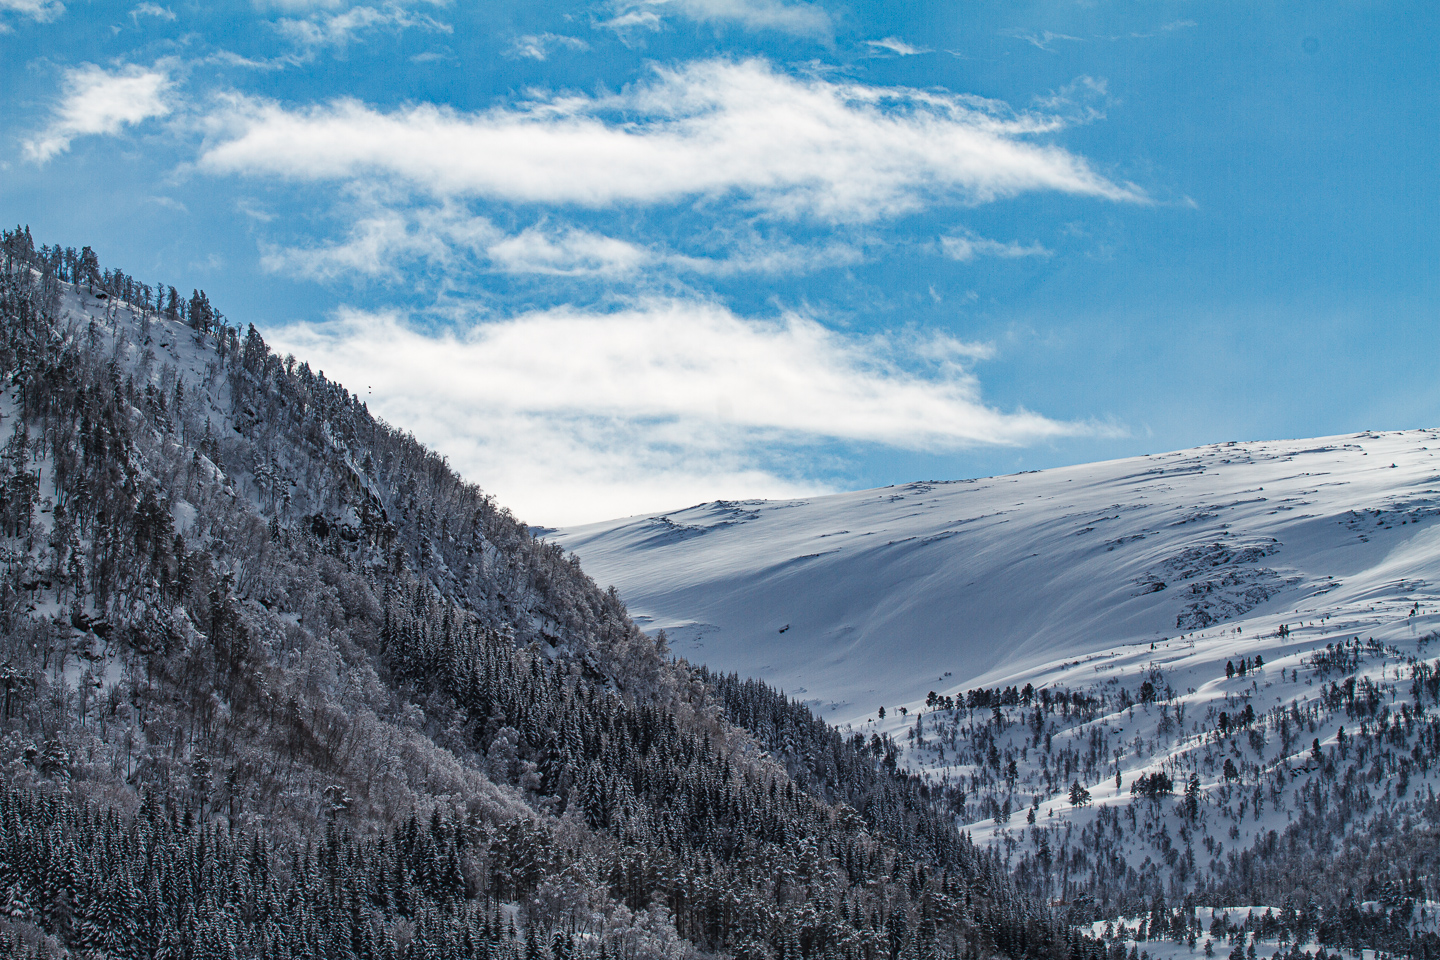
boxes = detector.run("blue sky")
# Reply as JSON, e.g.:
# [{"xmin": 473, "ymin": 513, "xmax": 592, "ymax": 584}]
[{"xmin": 2, "ymin": 0, "xmax": 1436, "ymax": 525}]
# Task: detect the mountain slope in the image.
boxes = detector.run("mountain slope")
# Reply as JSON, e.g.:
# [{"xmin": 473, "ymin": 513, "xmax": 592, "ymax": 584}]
[
  {"xmin": 0, "ymin": 229, "xmax": 1072, "ymax": 960},
  {"xmin": 9, "ymin": 228, "xmax": 1440, "ymax": 959},
  {"xmin": 557, "ymin": 433, "xmax": 1440, "ymax": 948},
  {"xmin": 556, "ymin": 435, "xmax": 1440, "ymax": 721}
]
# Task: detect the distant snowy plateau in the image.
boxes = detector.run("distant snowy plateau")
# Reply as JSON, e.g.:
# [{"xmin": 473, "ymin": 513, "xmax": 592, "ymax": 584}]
[{"xmin": 556, "ymin": 434, "xmax": 1440, "ymax": 725}]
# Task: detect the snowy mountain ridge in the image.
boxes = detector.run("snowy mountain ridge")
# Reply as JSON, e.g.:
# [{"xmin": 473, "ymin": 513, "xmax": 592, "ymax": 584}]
[
  {"xmin": 556, "ymin": 432, "xmax": 1440, "ymax": 724},
  {"xmin": 558, "ymin": 434, "xmax": 1440, "ymax": 923}
]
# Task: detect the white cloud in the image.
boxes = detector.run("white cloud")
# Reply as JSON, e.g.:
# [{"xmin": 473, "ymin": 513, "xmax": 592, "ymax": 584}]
[
  {"xmin": 595, "ymin": 9, "xmax": 661, "ymax": 34},
  {"xmin": 273, "ymin": 2, "xmax": 449, "ymax": 51},
  {"xmin": 260, "ymin": 199, "xmax": 866, "ymax": 282},
  {"xmin": 260, "ymin": 201, "xmax": 499, "ymax": 279},
  {"xmin": 236, "ymin": 198, "xmax": 276, "ymax": 221},
  {"xmin": 256, "ymin": 0, "xmax": 343, "ymax": 9},
  {"xmin": 1003, "ymin": 29, "xmax": 1085, "ymax": 52},
  {"xmin": 265, "ymin": 208, "xmax": 652, "ymax": 280},
  {"xmin": 129, "ymin": 2, "xmax": 174, "ymax": 22},
  {"xmin": 267, "ymin": 301, "xmax": 1103, "ymax": 524},
  {"xmin": 24, "ymin": 63, "xmax": 172, "ymax": 163},
  {"xmin": 198, "ymin": 58, "xmax": 1143, "ymax": 223},
  {"xmin": 940, "ymin": 229, "xmax": 1050, "ymax": 262},
  {"xmin": 473, "ymin": 220, "xmax": 864, "ymax": 277},
  {"xmin": 1033, "ymin": 75, "xmax": 1111, "ymax": 124},
  {"xmin": 206, "ymin": 49, "xmax": 293, "ymax": 70},
  {"xmin": 0, "ymin": 0, "xmax": 64, "ymax": 26},
  {"xmin": 487, "ymin": 225, "xmax": 651, "ymax": 276},
  {"xmin": 262, "ymin": 212, "xmax": 415, "ymax": 279},
  {"xmin": 505, "ymin": 32, "xmax": 589, "ymax": 61},
  {"xmin": 602, "ymin": 0, "xmax": 830, "ymax": 37},
  {"xmin": 666, "ymin": 235, "xmax": 864, "ymax": 275},
  {"xmin": 1101, "ymin": 19, "xmax": 1196, "ymax": 42},
  {"xmin": 254, "ymin": 0, "xmax": 441, "ymax": 10},
  {"xmin": 864, "ymin": 37, "xmax": 927, "ymax": 56}
]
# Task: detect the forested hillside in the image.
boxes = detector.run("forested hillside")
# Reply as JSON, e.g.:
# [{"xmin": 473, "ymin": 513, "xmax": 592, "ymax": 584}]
[
  {"xmin": 712, "ymin": 647, "xmax": 1440, "ymax": 959},
  {"xmin": 0, "ymin": 228, "xmax": 1080, "ymax": 960}
]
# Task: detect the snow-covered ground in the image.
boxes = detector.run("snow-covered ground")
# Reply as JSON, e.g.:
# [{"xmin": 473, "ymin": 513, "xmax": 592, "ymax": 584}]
[
  {"xmin": 555, "ymin": 435, "xmax": 1440, "ymax": 726},
  {"xmin": 28, "ymin": 271, "xmax": 1440, "ymax": 929},
  {"xmin": 557, "ymin": 436, "xmax": 1440, "ymax": 894},
  {"xmin": 0, "ymin": 282, "xmax": 234, "ymax": 683}
]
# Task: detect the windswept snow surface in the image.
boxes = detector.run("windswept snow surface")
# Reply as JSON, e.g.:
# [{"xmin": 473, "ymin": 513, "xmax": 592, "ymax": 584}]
[{"xmin": 555, "ymin": 434, "xmax": 1440, "ymax": 723}]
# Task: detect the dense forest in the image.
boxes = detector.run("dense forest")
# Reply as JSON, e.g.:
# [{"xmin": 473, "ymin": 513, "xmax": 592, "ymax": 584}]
[{"xmin": 0, "ymin": 228, "xmax": 1082, "ymax": 960}]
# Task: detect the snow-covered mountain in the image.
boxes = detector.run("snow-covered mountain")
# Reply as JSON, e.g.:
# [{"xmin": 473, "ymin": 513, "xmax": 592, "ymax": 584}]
[
  {"xmin": 556, "ymin": 433, "xmax": 1440, "ymax": 723},
  {"xmin": 14, "ymin": 230, "xmax": 1440, "ymax": 951},
  {"xmin": 558, "ymin": 434, "xmax": 1440, "ymax": 920}
]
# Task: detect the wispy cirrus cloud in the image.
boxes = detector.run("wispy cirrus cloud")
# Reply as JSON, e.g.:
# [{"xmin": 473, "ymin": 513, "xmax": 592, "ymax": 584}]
[
  {"xmin": 477, "ymin": 222, "xmax": 866, "ymax": 277},
  {"xmin": 24, "ymin": 63, "xmax": 172, "ymax": 162},
  {"xmin": 251, "ymin": 0, "xmax": 439, "ymax": 10},
  {"xmin": 269, "ymin": 301, "xmax": 1104, "ymax": 524},
  {"xmin": 864, "ymin": 37, "xmax": 928, "ymax": 56},
  {"xmin": 600, "ymin": 0, "xmax": 830, "ymax": 37},
  {"xmin": 129, "ymin": 2, "xmax": 174, "ymax": 23},
  {"xmin": 273, "ymin": 2, "xmax": 449, "ymax": 52},
  {"xmin": 260, "ymin": 199, "xmax": 865, "ymax": 282},
  {"xmin": 258, "ymin": 202, "xmax": 482, "ymax": 280},
  {"xmin": 940, "ymin": 229, "xmax": 1049, "ymax": 262},
  {"xmin": 505, "ymin": 32, "xmax": 589, "ymax": 61},
  {"xmin": 259, "ymin": 205, "xmax": 652, "ymax": 280},
  {"xmin": 668, "ymin": 234, "xmax": 864, "ymax": 276},
  {"xmin": 1100, "ymin": 19, "xmax": 1196, "ymax": 42},
  {"xmin": 1033, "ymin": 75, "xmax": 1112, "ymax": 124},
  {"xmin": 0, "ymin": 0, "xmax": 64, "ymax": 29},
  {"xmin": 486, "ymin": 225, "xmax": 653, "ymax": 277},
  {"xmin": 1002, "ymin": 28, "xmax": 1084, "ymax": 52},
  {"xmin": 198, "ymin": 58, "xmax": 1143, "ymax": 223}
]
